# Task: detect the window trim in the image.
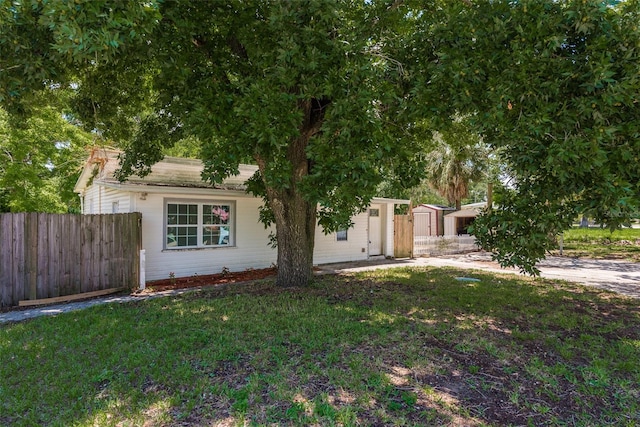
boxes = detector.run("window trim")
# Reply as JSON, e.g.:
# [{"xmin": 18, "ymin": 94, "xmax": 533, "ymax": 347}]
[{"xmin": 164, "ymin": 199, "xmax": 236, "ymax": 250}]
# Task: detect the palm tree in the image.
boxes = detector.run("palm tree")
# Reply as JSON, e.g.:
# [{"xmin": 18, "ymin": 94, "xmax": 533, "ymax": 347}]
[{"xmin": 425, "ymin": 122, "xmax": 488, "ymax": 211}]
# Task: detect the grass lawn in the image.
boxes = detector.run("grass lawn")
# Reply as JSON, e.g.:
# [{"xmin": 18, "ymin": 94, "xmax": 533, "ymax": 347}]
[
  {"xmin": 1, "ymin": 267, "xmax": 639, "ymax": 426},
  {"xmin": 555, "ymin": 227, "xmax": 640, "ymax": 262}
]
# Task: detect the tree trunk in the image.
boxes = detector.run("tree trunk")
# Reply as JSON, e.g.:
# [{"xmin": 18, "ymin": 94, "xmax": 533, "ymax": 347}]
[
  {"xmin": 256, "ymin": 99, "xmax": 326, "ymax": 287},
  {"xmin": 269, "ymin": 189, "xmax": 317, "ymax": 287}
]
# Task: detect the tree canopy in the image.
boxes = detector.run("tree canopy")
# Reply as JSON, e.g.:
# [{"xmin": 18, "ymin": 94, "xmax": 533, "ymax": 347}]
[
  {"xmin": 1, "ymin": 0, "xmax": 423, "ymax": 286},
  {"xmin": 418, "ymin": 0, "xmax": 640, "ymax": 273},
  {"xmin": 2, "ymin": 0, "xmax": 639, "ymax": 279},
  {"xmin": 0, "ymin": 90, "xmax": 93, "ymax": 213}
]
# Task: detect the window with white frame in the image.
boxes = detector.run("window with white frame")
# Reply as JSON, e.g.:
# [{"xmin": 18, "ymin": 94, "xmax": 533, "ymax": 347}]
[
  {"xmin": 165, "ymin": 201, "xmax": 234, "ymax": 249},
  {"xmin": 336, "ymin": 228, "xmax": 348, "ymax": 241}
]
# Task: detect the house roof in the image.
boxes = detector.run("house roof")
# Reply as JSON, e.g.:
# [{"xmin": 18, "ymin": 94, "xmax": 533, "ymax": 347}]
[
  {"xmin": 445, "ymin": 208, "xmax": 480, "ymax": 218},
  {"xmin": 74, "ymin": 149, "xmax": 411, "ymax": 205},
  {"xmin": 445, "ymin": 202, "xmax": 488, "ymax": 218},
  {"xmin": 74, "ymin": 148, "xmax": 258, "ymax": 194},
  {"xmin": 413, "ymin": 204, "xmax": 456, "ymax": 212}
]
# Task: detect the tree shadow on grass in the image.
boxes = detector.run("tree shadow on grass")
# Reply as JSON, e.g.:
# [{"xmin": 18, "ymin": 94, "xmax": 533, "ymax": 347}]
[{"xmin": 1, "ymin": 267, "xmax": 638, "ymax": 426}]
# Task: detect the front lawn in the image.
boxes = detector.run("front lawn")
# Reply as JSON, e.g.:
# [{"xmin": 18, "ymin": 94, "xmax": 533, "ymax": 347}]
[
  {"xmin": 556, "ymin": 227, "xmax": 640, "ymax": 261},
  {"xmin": 1, "ymin": 268, "xmax": 639, "ymax": 426}
]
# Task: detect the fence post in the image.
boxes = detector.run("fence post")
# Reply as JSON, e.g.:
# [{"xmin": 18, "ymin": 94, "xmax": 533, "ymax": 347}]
[{"xmin": 139, "ymin": 249, "xmax": 146, "ymax": 290}]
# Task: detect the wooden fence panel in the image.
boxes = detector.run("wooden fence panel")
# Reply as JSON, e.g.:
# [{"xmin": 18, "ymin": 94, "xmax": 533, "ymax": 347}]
[{"xmin": 0, "ymin": 212, "xmax": 141, "ymax": 307}]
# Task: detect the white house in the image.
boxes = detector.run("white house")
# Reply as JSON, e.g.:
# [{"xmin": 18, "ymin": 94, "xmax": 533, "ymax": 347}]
[{"xmin": 74, "ymin": 148, "xmax": 409, "ymax": 282}]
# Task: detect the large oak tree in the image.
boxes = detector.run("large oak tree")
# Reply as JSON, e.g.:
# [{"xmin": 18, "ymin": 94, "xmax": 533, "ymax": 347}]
[
  {"xmin": 1, "ymin": 0, "xmax": 422, "ymax": 287},
  {"xmin": 2, "ymin": 0, "xmax": 639, "ymax": 279}
]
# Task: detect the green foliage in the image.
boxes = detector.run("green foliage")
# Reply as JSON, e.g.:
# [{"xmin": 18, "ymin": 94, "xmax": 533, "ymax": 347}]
[
  {"xmin": 3, "ymin": 0, "xmax": 640, "ymax": 274},
  {"xmin": 1, "ymin": 0, "xmax": 426, "ymax": 286},
  {"xmin": 0, "ymin": 91, "xmax": 93, "ymax": 213},
  {"xmin": 423, "ymin": 118, "xmax": 490, "ymax": 210},
  {"xmin": 419, "ymin": 0, "xmax": 640, "ymax": 272}
]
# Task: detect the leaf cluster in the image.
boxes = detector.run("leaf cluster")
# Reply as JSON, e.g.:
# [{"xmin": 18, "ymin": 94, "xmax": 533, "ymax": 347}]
[{"xmin": 418, "ymin": 0, "xmax": 640, "ymax": 271}]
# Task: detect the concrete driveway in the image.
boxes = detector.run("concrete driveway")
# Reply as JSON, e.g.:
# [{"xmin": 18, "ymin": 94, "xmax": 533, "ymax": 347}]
[
  {"xmin": 325, "ymin": 252, "xmax": 640, "ymax": 299},
  {"xmin": 2, "ymin": 252, "xmax": 638, "ymax": 324}
]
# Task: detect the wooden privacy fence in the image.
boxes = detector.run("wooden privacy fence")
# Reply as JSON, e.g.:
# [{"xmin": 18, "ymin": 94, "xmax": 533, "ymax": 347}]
[{"xmin": 0, "ymin": 212, "xmax": 141, "ymax": 307}]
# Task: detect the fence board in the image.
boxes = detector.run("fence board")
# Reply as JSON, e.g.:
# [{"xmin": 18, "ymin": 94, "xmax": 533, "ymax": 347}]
[
  {"xmin": 414, "ymin": 235, "xmax": 479, "ymax": 256},
  {"xmin": 68, "ymin": 214, "xmax": 80, "ymax": 294},
  {"xmin": 48, "ymin": 215, "xmax": 63, "ymax": 296},
  {"xmin": 37, "ymin": 214, "xmax": 49, "ymax": 299},
  {"xmin": 0, "ymin": 213, "xmax": 141, "ymax": 307},
  {"xmin": 89, "ymin": 215, "xmax": 101, "ymax": 292},
  {"xmin": 12, "ymin": 214, "xmax": 26, "ymax": 303},
  {"xmin": 1, "ymin": 214, "xmax": 14, "ymax": 307},
  {"xmin": 81, "ymin": 218, "xmax": 92, "ymax": 293},
  {"xmin": 62, "ymin": 214, "xmax": 72, "ymax": 296}
]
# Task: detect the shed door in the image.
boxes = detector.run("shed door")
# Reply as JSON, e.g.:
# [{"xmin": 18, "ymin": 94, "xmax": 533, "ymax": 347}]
[
  {"xmin": 368, "ymin": 206, "xmax": 382, "ymax": 256},
  {"xmin": 413, "ymin": 212, "xmax": 432, "ymax": 237}
]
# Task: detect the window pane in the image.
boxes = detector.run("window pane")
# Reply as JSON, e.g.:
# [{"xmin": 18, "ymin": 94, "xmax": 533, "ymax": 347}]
[
  {"xmin": 203, "ymin": 225, "xmax": 230, "ymax": 246},
  {"xmin": 167, "ymin": 227, "xmax": 178, "ymax": 247},
  {"xmin": 202, "ymin": 225, "xmax": 218, "ymax": 246},
  {"xmin": 337, "ymin": 229, "xmax": 348, "ymax": 241},
  {"xmin": 188, "ymin": 212, "xmax": 198, "ymax": 224},
  {"xmin": 218, "ymin": 226, "xmax": 230, "ymax": 245},
  {"xmin": 204, "ymin": 204, "xmax": 230, "ymax": 225}
]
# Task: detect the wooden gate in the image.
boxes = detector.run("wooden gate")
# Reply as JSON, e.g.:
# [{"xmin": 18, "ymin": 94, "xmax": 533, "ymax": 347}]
[{"xmin": 394, "ymin": 214, "xmax": 413, "ymax": 258}]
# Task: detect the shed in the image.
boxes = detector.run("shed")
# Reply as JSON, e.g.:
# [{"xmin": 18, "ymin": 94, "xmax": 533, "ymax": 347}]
[{"xmin": 412, "ymin": 204, "xmax": 456, "ymax": 237}]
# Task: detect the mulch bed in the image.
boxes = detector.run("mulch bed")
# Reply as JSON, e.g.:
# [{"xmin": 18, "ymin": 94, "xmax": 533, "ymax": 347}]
[{"xmin": 143, "ymin": 267, "xmax": 278, "ymax": 292}]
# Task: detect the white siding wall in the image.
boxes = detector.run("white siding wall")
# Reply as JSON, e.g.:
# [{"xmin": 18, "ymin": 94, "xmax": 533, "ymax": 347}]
[
  {"xmin": 383, "ymin": 203, "xmax": 395, "ymax": 257},
  {"xmin": 136, "ymin": 192, "xmax": 277, "ymax": 281},
  {"xmin": 313, "ymin": 211, "xmax": 369, "ymax": 264},
  {"xmin": 82, "ymin": 186, "xmax": 130, "ymax": 214},
  {"xmin": 444, "ymin": 216, "xmax": 456, "ymax": 236},
  {"xmin": 83, "ymin": 184, "xmax": 398, "ymax": 281}
]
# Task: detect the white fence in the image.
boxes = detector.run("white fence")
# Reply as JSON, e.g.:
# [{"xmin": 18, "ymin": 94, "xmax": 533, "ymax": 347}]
[{"xmin": 414, "ymin": 235, "xmax": 479, "ymax": 256}]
